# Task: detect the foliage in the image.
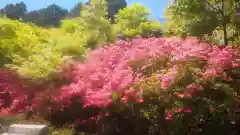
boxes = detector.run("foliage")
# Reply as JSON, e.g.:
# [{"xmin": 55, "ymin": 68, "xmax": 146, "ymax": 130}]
[
  {"xmin": 1, "ymin": 1, "xmax": 240, "ymax": 134},
  {"xmin": 61, "ymin": 0, "xmax": 116, "ymax": 49},
  {"xmin": 114, "ymin": 4, "xmax": 162, "ymax": 39},
  {"xmin": 67, "ymin": 2, "xmax": 83, "ymax": 18},
  {"xmin": 139, "ymin": 21, "xmax": 162, "ymax": 37},
  {"xmin": 61, "ymin": 19, "xmax": 83, "ymax": 33},
  {"xmin": 204, "ymin": 24, "xmax": 239, "ymax": 45},
  {"xmin": 49, "ymin": 127, "xmax": 74, "ymax": 135},
  {"xmin": 0, "ymin": 12, "xmax": 4, "ymax": 18},
  {"xmin": 1, "ymin": 0, "xmax": 128, "ymax": 27},
  {"xmin": 0, "ymin": 2, "xmax": 27, "ymax": 20},
  {"xmin": 0, "ymin": 36, "xmax": 240, "ymax": 134},
  {"xmin": 0, "ymin": 18, "xmax": 63, "ymax": 78},
  {"xmin": 47, "ymin": 28, "xmax": 86, "ymax": 59},
  {"xmin": 23, "ymin": 4, "xmax": 68, "ymax": 27},
  {"xmin": 164, "ymin": 0, "xmax": 240, "ymax": 45},
  {"xmin": 42, "ymin": 37, "xmax": 239, "ymax": 134},
  {"xmin": 54, "ymin": 37, "xmax": 240, "ymax": 108},
  {"xmin": 22, "ymin": 11, "xmax": 40, "ymax": 24},
  {"xmin": 107, "ymin": 0, "xmax": 127, "ymax": 22},
  {"xmin": 163, "ymin": 0, "xmax": 219, "ymax": 38},
  {"xmin": 0, "ymin": 68, "xmax": 31, "ymax": 114},
  {"xmin": 82, "ymin": 0, "xmax": 117, "ymax": 48},
  {"xmin": 0, "ymin": 18, "xmax": 88, "ymax": 78}
]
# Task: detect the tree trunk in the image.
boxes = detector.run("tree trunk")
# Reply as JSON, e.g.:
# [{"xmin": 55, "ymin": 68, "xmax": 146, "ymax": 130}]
[
  {"xmin": 223, "ymin": 22, "xmax": 228, "ymax": 46},
  {"xmin": 222, "ymin": 0, "xmax": 228, "ymax": 46}
]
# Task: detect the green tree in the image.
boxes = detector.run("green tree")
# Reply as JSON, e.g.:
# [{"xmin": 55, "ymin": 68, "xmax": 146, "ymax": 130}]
[
  {"xmin": 139, "ymin": 21, "xmax": 162, "ymax": 37},
  {"xmin": 47, "ymin": 28, "xmax": 86, "ymax": 60},
  {"xmin": 0, "ymin": 18, "xmax": 62, "ymax": 78},
  {"xmin": 24, "ymin": 4, "xmax": 68, "ymax": 27},
  {"xmin": 0, "ymin": 11, "xmax": 4, "ymax": 18},
  {"xmin": 107, "ymin": 0, "xmax": 127, "ymax": 22},
  {"xmin": 41, "ymin": 4, "xmax": 68, "ymax": 27},
  {"xmin": 1, "ymin": 2, "xmax": 27, "ymax": 20},
  {"xmin": 23, "ymin": 11, "xmax": 41, "ymax": 24},
  {"xmin": 164, "ymin": 0, "xmax": 240, "ymax": 45},
  {"xmin": 68, "ymin": 2, "xmax": 83, "ymax": 18},
  {"xmin": 114, "ymin": 3, "xmax": 161, "ymax": 39},
  {"xmin": 66, "ymin": 0, "xmax": 116, "ymax": 49},
  {"xmin": 61, "ymin": 19, "xmax": 83, "ymax": 33}
]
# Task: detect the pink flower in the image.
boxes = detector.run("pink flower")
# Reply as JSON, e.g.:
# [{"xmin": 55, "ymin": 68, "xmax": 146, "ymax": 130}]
[
  {"xmin": 186, "ymin": 84, "xmax": 203, "ymax": 91},
  {"xmin": 175, "ymin": 107, "xmax": 192, "ymax": 113},
  {"xmin": 138, "ymin": 99, "xmax": 144, "ymax": 103},
  {"xmin": 165, "ymin": 112, "xmax": 173, "ymax": 120},
  {"xmin": 203, "ymin": 68, "xmax": 218, "ymax": 79},
  {"xmin": 183, "ymin": 108, "xmax": 192, "ymax": 113},
  {"xmin": 176, "ymin": 92, "xmax": 192, "ymax": 99},
  {"xmin": 121, "ymin": 96, "xmax": 128, "ymax": 104},
  {"xmin": 161, "ymin": 77, "xmax": 171, "ymax": 89},
  {"xmin": 125, "ymin": 88, "xmax": 136, "ymax": 96},
  {"xmin": 209, "ymin": 108, "xmax": 216, "ymax": 113},
  {"xmin": 104, "ymin": 112, "xmax": 111, "ymax": 116},
  {"xmin": 91, "ymin": 116, "xmax": 96, "ymax": 120},
  {"xmin": 47, "ymin": 37, "xmax": 239, "ymax": 110},
  {"xmin": 232, "ymin": 62, "xmax": 240, "ymax": 67}
]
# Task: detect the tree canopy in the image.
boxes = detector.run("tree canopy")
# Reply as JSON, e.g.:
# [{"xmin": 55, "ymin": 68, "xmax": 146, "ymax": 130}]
[
  {"xmin": 107, "ymin": 0, "xmax": 127, "ymax": 22},
  {"xmin": 67, "ymin": 2, "xmax": 83, "ymax": 18},
  {"xmin": 24, "ymin": 4, "xmax": 68, "ymax": 27},
  {"xmin": 0, "ymin": 18, "xmax": 62, "ymax": 78},
  {"xmin": 0, "ymin": 2, "xmax": 27, "ymax": 20},
  {"xmin": 0, "ymin": 0, "xmax": 127, "ymax": 27},
  {"xmin": 114, "ymin": 3, "xmax": 162, "ymax": 39},
  {"xmin": 164, "ymin": 0, "xmax": 240, "ymax": 45}
]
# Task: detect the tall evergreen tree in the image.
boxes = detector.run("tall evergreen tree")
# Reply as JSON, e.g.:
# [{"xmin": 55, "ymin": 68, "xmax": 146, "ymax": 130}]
[
  {"xmin": 1, "ymin": 2, "xmax": 27, "ymax": 20},
  {"xmin": 107, "ymin": 0, "xmax": 127, "ymax": 22},
  {"xmin": 24, "ymin": 4, "xmax": 68, "ymax": 27},
  {"xmin": 68, "ymin": 2, "xmax": 83, "ymax": 18}
]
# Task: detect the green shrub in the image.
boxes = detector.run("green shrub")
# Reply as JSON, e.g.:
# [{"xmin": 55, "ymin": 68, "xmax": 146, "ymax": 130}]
[{"xmin": 0, "ymin": 18, "xmax": 62, "ymax": 78}]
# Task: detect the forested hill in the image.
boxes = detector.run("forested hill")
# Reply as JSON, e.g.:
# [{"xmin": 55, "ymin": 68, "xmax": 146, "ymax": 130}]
[{"xmin": 0, "ymin": 0, "xmax": 127, "ymax": 27}]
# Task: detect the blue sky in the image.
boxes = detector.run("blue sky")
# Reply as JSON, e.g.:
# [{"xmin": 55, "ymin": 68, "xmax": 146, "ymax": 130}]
[{"xmin": 0, "ymin": 0, "xmax": 171, "ymax": 18}]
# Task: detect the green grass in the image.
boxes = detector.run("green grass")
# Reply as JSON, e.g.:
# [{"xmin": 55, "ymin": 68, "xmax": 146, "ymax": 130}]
[
  {"xmin": 49, "ymin": 127, "xmax": 74, "ymax": 135},
  {"xmin": 0, "ymin": 115, "xmax": 25, "ymax": 126}
]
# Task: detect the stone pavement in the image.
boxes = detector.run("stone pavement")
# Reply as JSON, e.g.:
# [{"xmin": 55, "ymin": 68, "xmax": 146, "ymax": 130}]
[{"xmin": 0, "ymin": 124, "xmax": 48, "ymax": 135}]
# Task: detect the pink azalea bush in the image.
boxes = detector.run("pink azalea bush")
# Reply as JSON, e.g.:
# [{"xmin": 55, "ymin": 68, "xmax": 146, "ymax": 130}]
[
  {"xmin": 0, "ymin": 69, "xmax": 31, "ymax": 114},
  {"xmin": 51, "ymin": 37, "xmax": 239, "ymax": 134},
  {"xmin": 0, "ymin": 68, "xmax": 65, "ymax": 116},
  {"xmin": 54, "ymin": 37, "xmax": 239, "ymax": 110},
  {"xmin": 0, "ymin": 37, "xmax": 239, "ymax": 134}
]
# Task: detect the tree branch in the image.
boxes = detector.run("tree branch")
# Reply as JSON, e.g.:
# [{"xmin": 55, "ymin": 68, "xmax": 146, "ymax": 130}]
[
  {"xmin": 227, "ymin": 1, "xmax": 240, "ymax": 17},
  {"xmin": 202, "ymin": 0, "xmax": 222, "ymax": 13},
  {"xmin": 214, "ymin": 0, "xmax": 223, "ymax": 12}
]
